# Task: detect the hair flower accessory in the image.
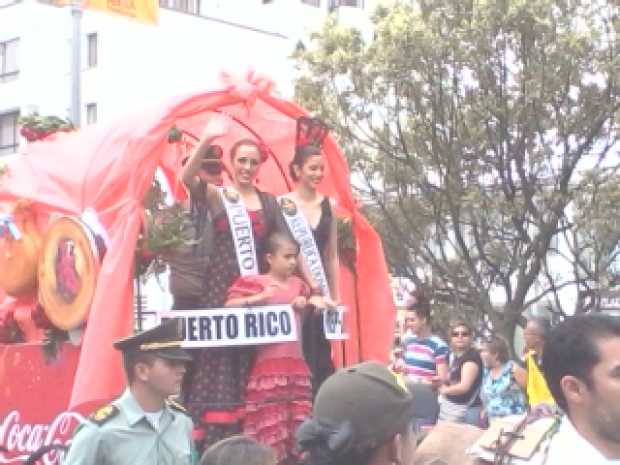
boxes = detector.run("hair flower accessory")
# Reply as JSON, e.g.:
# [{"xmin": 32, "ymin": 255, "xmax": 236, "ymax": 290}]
[{"xmin": 296, "ymin": 116, "xmax": 330, "ymax": 149}]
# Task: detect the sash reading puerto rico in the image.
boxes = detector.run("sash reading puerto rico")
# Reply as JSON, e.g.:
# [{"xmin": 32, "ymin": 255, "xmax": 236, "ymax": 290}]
[
  {"xmin": 278, "ymin": 196, "xmax": 347, "ymax": 340},
  {"xmin": 220, "ymin": 187, "xmax": 259, "ymax": 276}
]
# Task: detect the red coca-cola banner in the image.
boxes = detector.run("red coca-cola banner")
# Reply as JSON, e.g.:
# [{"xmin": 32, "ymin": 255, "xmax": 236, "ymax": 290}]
[{"xmin": 0, "ymin": 343, "xmax": 82, "ymax": 465}]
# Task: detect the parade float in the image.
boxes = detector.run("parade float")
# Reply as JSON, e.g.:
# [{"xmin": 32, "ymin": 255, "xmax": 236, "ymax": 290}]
[{"xmin": 0, "ymin": 73, "xmax": 396, "ymax": 464}]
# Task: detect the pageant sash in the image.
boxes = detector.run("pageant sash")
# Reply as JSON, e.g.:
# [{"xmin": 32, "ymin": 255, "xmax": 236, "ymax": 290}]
[
  {"xmin": 220, "ymin": 187, "xmax": 259, "ymax": 276},
  {"xmin": 278, "ymin": 196, "xmax": 348, "ymax": 340},
  {"xmin": 278, "ymin": 196, "xmax": 330, "ymax": 296}
]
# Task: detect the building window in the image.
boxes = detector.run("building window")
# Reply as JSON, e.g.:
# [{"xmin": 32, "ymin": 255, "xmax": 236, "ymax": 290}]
[
  {"xmin": 86, "ymin": 103, "xmax": 97, "ymax": 125},
  {"xmin": 87, "ymin": 33, "xmax": 98, "ymax": 68},
  {"xmin": 159, "ymin": 0, "xmax": 200, "ymax": 14},
  {"xmin": 334, "ymin": 0, "xmax": 363, "ymax": 6},
  {"xmin": 302, "ymin": 0, "xmax": 320, "ymax": 6},
  {"xmin": 0, "ymin": 38, "xmax": 19, "ymax": 83},
  {"xmin": 0, "ymin": 111, "xmax": 19, "ymax": 156}
]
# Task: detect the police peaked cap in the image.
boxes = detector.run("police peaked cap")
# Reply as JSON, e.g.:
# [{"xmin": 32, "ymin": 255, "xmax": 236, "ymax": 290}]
[{"xmin": 113, "ymin": 319, "xmax": 192, "ymax": 362}]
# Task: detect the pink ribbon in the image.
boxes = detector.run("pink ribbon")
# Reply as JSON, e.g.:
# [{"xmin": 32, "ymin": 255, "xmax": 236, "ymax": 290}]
[{"xmin": 220, "ymin": 69, "xmax": 274, "ymax": 109}]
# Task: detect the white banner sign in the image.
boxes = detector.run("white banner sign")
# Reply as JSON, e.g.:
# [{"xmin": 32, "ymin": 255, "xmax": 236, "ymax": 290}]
[
  {"xmin": 323, "ymin": 306, "xmax": 348, "ymax": 340},
  {"xmin": 160, "ymin": 305, "xmax": 297, "ymax": 348}
]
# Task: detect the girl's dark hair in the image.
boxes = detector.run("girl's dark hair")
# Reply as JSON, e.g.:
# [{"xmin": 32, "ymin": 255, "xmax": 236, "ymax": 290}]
[
  {"xmin": 264, "ymin": 231, "xmax": 300, "ymax": 256},
  {"xmin": 289, "ymin": 144, "xmax": 322, "ymax": 181},
  {"xmin": 230, "ymin": 139, "xmax": 267, "ymax": 162},
  {"xmin": 199, "ymin": 435, "xmax": 274, "ymax": 465},
  {"xmin": 406, "ymin": 289, "xmax": 431, "ymax": 322},
  {"xmin": 485, "ymin": 336, "xmax": 510, "ymax": 364},
  {"xmin": 299, "ymin": 420, "xmax": 410, "ymax": 465}
]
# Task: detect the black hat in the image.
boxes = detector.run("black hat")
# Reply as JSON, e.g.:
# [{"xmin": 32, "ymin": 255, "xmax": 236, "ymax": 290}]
[{"xmin": 113, "ymin": 319, "xmax": 192, "ymax": 362}]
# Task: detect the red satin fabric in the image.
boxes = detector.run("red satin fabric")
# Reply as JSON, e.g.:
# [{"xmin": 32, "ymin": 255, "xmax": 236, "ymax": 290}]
[{"xmin": 0, "ymin": 81, "xmax": 395, "ymax": 412}]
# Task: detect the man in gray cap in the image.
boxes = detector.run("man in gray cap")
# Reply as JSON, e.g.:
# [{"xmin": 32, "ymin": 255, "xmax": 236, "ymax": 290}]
[
  {"xmin": 63, "ymin": 319, "xmax": 195, "ymax": 465},
  {"xmin": 296, "ymin": 361, "xmax": 419, "ymax": 465}
]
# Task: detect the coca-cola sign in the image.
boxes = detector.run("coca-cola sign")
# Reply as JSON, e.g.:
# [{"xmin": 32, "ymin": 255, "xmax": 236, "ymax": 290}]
[{"xmin": 0, "ymin": 410, "xmax": 83, "ymax": 465}]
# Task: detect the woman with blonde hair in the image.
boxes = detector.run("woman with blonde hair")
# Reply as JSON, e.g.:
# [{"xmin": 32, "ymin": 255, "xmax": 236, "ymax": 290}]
[{"xmin": 479, "ymin": 336, "xmax": 527, "ymax": 421}]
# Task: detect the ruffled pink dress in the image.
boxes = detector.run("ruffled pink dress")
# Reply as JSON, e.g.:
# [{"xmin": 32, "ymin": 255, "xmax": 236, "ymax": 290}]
[{"xmin": 226, "ymin": 274, "xmax": 311, "ymax": 465}]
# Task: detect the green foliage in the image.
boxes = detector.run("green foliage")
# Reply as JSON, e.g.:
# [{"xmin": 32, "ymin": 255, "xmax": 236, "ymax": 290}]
[
  {"xmin": 135, "ymin": 180, "xmax": 197, "ymax": 278},
  {"xmin": 19, "ymin": 113, "xmax": 74, "ymax": 142},
  {"xmin": 295, "ymin": 0, "xmax": 619, "ymax": 338}
]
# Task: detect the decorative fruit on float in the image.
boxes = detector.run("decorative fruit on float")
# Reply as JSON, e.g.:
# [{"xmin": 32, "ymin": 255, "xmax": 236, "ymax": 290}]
[
  {"xmin": 0, "ymin": 201, "xmax": 43, "ymax": 297},
  {"xmin": 38, "ymin": 216, "xmax": 104, "ymax": 331}
]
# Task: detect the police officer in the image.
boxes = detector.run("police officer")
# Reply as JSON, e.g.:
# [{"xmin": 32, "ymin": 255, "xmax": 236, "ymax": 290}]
[
  {"xmin": 296, "ymin": 362, "xmax": 420, "ymax": 465},
  {"xmin": 63, "ymin": 319, "xmax": 195, "ymax": 465}
]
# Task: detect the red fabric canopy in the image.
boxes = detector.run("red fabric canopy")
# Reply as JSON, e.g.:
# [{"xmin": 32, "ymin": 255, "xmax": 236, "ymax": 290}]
[{"xmin": 0, "ymin": 75, "xmax": 395, "ymax": 411}]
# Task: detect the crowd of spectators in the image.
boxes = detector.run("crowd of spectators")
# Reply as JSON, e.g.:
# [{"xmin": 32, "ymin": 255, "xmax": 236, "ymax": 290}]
[{"xmin": 391, "ymin": 291, "xmax": 555, "ymax": 428}]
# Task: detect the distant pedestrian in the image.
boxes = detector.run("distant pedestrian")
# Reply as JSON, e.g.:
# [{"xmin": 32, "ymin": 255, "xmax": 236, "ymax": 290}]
[{"xmin": 516, "ymin": 317, "xmax": 555, "ymax": 408}]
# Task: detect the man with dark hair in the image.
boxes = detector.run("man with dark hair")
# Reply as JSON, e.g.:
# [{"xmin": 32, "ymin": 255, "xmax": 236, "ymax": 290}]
[
  {"xmin": 63, "ymin": 320, "xmax": 195, "ymax": 465},
  {"xmin": 542, "ymin": 314, "xmax": 620, "ymax": 464}
]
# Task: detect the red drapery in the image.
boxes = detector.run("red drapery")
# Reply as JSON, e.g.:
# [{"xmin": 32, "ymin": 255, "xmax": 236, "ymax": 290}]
[{"xmin": 0, "ymin": 80, "xmax": 395, "ymax": 412}]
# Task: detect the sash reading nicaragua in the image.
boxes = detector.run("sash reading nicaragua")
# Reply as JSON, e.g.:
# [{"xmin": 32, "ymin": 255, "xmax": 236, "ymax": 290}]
[
  {"xmin": 278, "ymin": 196, "xmax": 347, "ymax": 340},
  {"xmin": 220, "ymin": 187, "xmax": 259, "ymax": 276},
  {"xmin": 160, "ymin": 305, "xmax": 297, "ymax": 348}
]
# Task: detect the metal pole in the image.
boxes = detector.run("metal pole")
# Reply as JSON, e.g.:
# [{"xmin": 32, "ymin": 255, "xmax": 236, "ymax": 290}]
[{"xmin": 70, "ymin": 0, "xmax": 82, "ymax": 127}]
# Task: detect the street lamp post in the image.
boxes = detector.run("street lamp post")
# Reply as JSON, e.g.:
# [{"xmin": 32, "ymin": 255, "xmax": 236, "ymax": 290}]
[{"xmin": 70, "ymin": 0, "xmax": 82, "ymax": 127}]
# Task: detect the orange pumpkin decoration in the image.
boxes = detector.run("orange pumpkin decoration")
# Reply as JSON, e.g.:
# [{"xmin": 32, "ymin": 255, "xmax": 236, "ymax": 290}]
[
  {"xmin": 0, "ymin": 201, "xmax": 42, "ymax": 297},
  {"xmin": 38, "ymin": 216, "xmax": 102, "ymax": 330}
]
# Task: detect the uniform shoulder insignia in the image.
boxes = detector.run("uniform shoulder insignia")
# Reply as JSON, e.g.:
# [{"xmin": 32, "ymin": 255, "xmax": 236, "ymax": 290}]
[
  {"xmin": 166, "ymin": 399, "xmax": 190, "ymax": 416},
  {"xmin": 88, "ymin": 404, "xmax": 119, "ymax": 425}
]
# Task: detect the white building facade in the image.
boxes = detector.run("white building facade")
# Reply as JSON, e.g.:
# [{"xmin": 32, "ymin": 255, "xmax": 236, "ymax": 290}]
[{"xmin": 0, "ymin": 0, "xmax": 372, "ymax": 156}]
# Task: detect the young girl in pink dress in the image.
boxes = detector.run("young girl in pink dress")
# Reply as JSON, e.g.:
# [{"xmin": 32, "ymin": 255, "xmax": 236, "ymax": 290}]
[{"xmin": 225, "ymin": 232, "xmax": 318, "ymax": 465}]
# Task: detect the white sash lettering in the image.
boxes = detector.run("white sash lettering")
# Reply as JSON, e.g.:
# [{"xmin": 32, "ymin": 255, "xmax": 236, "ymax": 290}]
[
  {"xmin": 278, "ymin": 196, "xmax": 330, "ymax": 296},
  {"xmin": 220, "ymin": 187, "xmax": 258, "ymax": 276},
  {"xmin": 278, "ymin": 196, "xmax": 347, "ymax": 340}
]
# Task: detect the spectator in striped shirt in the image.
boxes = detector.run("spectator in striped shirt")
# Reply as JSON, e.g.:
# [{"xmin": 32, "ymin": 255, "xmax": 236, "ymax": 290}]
[{"xmin": 400, "ymin": 291, "xmax": 449, "ymax": 385}]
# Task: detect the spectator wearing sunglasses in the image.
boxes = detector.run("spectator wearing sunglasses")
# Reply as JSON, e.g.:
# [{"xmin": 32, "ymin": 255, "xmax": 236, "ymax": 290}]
[{"xmin": 438, "ymin": 319, "xmax": 483, "ymax": 425}]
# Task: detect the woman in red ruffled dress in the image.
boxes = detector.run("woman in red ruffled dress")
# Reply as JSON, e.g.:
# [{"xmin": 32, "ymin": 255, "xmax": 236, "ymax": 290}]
[{"xmin": 225, "ymin": 232, "xmax": 318, "ymax": 465}]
